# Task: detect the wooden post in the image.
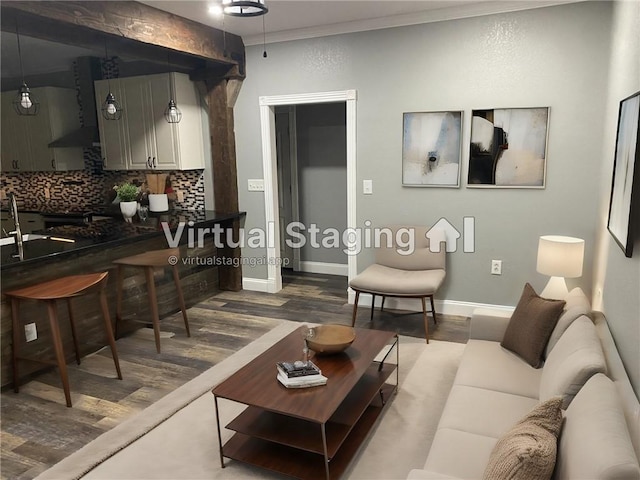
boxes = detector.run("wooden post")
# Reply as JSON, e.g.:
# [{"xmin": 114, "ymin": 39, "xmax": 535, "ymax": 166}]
[{"xmin": 206, "ymin": 76, "xmax": 243, "ymax": 291}]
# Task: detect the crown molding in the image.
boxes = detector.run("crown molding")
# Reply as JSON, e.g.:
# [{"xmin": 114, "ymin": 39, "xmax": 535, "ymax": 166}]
[{"xmin": 244, "ymin": 0, "xmax": 583, "ymax": 46}]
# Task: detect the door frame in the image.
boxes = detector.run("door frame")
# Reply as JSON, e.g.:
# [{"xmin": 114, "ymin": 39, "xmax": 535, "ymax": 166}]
[{"xmin": 259, "ymin": 90, "xmax": 357, "ymax": 293}]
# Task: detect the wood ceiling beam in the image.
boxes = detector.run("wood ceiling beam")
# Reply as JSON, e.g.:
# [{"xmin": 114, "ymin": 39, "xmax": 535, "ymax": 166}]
[{"xmin": 1, "ymin": 1, "xmax": 245, "ymax": 76}]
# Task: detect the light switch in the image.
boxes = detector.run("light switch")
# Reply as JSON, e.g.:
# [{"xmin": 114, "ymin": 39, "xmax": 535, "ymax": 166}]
[
  {"xmin": 363, "ymin": 179, "xmax": 373, "ymax": 195},
  {"xmin": 248, "ymin": 179, "xmax": 265, "ymax": 192}
]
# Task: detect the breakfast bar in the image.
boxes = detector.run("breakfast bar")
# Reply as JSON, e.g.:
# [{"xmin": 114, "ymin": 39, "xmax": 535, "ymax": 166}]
[{"xmin": 0, "ymin": 210, "xmax": 245, "ymax": 387}]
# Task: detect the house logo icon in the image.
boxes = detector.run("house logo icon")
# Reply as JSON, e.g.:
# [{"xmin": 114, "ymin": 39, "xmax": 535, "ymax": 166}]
[{"xmin": 426, "ymin": 217, "xmax": 475, "ymax": 253}]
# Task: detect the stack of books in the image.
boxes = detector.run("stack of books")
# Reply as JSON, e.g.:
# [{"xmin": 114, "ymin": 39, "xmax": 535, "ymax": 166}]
[{"xmin": 276, "ymin": 361, "xmax": 327, "ymax": 388}]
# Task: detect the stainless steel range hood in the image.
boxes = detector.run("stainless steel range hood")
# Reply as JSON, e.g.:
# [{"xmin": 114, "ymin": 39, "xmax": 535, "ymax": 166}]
[{"xmin": 48, "ymin": 56, "xmax": 102, "ymax": 148}]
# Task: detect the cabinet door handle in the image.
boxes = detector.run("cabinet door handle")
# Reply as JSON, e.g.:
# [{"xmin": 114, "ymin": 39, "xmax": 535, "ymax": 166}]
[
  {"xmin": 153, "ymin": 157, "xmax": 157, "ymax": 168},
  {"xmin": 51, "ymin": 159, "xmax": 56, "ymax": 170},
  {"xmin": 147, "ymin": 156, "xmax": 152, "ymax": 168}
]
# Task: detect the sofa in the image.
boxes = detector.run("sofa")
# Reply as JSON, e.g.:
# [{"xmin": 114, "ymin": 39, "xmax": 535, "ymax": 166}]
[{"xmin": 408, "ymin": 287, "xmax": 640, "ymax": 479}]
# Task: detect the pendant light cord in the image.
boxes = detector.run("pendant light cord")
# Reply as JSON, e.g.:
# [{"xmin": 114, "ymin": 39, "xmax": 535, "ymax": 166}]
[
  {"xmin": 263, "ymin": 15, "xmax": 267, "ymax": 58},
  {"xmin": 15, "ymin": 23, "xmax": 26, "ymax": 81}
]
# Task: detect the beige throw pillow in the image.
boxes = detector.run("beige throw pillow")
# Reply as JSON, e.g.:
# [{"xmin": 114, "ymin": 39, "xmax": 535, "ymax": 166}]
[
  {"xmin": 501, "ymin": 283, "xmax": 565, "ymax": 368},
  {"xmin": 483, "ymin": 397, "xmax": 564, "ymax": 480}
]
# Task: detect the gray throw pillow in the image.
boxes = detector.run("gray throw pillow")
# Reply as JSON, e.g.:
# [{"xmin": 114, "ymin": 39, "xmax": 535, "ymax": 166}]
[
  {"xmin": 483, "ymin": 397, "xmax": 564, "ymax": 480},
  {"xmin": 501, "ymin": 283, "xmax": 565, "ymax": 368}
]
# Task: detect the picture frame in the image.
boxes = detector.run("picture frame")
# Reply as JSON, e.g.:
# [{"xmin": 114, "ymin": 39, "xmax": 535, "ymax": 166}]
[
  {"xmin": 467, "ymin": 107, "xmax": 549, "ymax": 188},
  {"xmin": 402, "ymin": 111, "xmax": 462, "ymax": 187},
  {"xmin": 607, "ymin": 91, "xmax": 640, "ymax": 258}
]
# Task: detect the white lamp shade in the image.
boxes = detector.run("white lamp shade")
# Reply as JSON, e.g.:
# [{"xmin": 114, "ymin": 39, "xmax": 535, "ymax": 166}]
[{"xmin": 536, "ymin": 235, "xmax": 585, "ymax": 278}]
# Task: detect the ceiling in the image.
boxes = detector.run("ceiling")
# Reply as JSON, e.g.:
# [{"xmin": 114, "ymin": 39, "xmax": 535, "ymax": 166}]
[
  {"xmin": 1, "ymin": 0, "xmax": 579, "ymax": 79},
  {"xmin": 140, "ymin": 0, "xmax": 579, "ymax": 46}
]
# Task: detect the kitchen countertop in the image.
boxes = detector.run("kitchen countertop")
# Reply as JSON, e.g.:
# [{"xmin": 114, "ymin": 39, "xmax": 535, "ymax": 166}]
[{"xmin": 0, "ymin": 210, "xmax": 245, "ymax": 270}]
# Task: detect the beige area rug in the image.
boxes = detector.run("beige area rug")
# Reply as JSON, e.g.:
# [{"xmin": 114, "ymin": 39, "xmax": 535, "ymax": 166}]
[{"xmin": 37, "ymin": 320, "xmax": 465, "ymax": 480}]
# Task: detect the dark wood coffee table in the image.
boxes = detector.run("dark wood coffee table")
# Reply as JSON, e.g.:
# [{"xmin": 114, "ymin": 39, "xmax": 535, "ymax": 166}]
[{"xmin": 211, "ymin": 326, "xmax": 398, "ymax": 480}]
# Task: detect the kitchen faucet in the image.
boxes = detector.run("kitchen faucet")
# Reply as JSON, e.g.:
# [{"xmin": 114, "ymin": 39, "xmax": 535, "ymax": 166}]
[{"xmin": 8, "ymin": 192, "xmax": 24, "ymax": 261}]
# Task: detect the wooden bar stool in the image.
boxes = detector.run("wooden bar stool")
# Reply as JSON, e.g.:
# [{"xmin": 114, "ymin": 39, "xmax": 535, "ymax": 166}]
[
  {"xmin": 6, "ymin": 272, "xmax": 122, "ymax": 408},
  {"xmin": 113, "ymin": 247, "xmax": 190, "ymax": 354}
]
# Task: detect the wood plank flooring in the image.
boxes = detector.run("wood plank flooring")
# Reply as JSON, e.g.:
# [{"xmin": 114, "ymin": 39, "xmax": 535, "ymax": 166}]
[{"xmin": 0, "ymin": 271, "xmax": 469, "ymax": 479}]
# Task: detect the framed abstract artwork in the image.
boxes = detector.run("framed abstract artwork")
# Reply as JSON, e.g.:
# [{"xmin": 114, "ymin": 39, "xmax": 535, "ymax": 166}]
[
  {"xmin": 467, "ymin": 107, "xmax": 549, "ymax": 188},
  {"xmin": 402, "ymin": 111, "xmax": 462, "ymax": 187},
  {"xmin": 607, "ymin": 91, "xmax": 640, "ymax": 258}
]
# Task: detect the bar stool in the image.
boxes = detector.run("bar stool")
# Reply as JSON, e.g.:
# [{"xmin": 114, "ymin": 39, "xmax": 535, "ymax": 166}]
[
  {"xmin": 6, "ymin": 272, "xmax": 122, "ymax": 408},
  {"xmin": 113, "ymin": 247, "xmax": 190, "ymax": 354}
]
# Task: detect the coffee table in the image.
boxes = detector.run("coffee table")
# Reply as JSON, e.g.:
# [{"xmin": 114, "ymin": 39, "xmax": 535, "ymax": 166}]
[{"xmin": 211, "ymin": 326, "xmax": 399, "ymax": 480}]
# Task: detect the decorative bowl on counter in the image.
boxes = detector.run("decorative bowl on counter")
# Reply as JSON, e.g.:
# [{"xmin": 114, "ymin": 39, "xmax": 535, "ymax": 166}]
[{"xmin": 306, "ymin": 324, "xmax": 356, "ymax": 355}]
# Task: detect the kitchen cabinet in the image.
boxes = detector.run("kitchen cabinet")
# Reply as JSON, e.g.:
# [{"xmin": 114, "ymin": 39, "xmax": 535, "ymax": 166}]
[
  {"xmin": 0, "ymin": 88, "xmax": 85, "ymax": 172},
  {"xmin": 95, "ymin": 73, "xmax": 207, "ymax": 171}
]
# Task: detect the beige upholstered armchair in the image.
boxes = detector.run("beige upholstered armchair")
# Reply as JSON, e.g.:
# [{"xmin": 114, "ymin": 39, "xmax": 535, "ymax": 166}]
[{"xmin": 349, "ymin": 226, "xmax": 446, "ymax": 343}]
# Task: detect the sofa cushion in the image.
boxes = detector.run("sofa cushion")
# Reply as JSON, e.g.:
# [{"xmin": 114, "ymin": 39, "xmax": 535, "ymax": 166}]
[
  {"xmin": 540, "ymin": 316, "xmax": 606, "ymax": 408},
  {"xmin": 437, "ymin": 385, "xmax": 539, "ymax": 439},
  {"xmin": 545, "ymin": 287, "xmax": 591, "ymax": 358},
  {"xmin": 424, "ymin": 428, "xmax": 498, "ymax": 479},
  {"xmin": 555, "ymin": 374, "xmax": 640, "ymax": 480},
  {"xmin": 482, "ymin": 397, "xmax": 563, "ymax": 480},
  {"xmin": 453, "ymin": 340, "xmax": 542, "ymax": 399},
  {"xmin": 501, "ymin": 283, "xmax": 565, "ymax": 368}
]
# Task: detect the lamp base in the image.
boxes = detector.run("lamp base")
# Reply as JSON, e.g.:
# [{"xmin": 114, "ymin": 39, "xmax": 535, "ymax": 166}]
[{"xmin": 540, "ymin": 276, "xmax": 569, "ymax": 300}]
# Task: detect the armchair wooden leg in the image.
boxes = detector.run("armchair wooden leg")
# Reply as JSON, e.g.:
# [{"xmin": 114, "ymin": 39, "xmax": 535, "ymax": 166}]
[
  {"xmin": 370, "ymin": 294, "xmax": 376, "ymax": 322},
  {"xmin": 381, "ymin": 296, "xmax": 386, "ymax": 312},
  {"xmin": 421, "ymin": 297, "xmax": 429, "ymax": 344},
  {"xmin": 430, "ymin": 295, "xmax": 438, "ymax": 324},
  {"xmin": 351, "ymin": 291, "xmax": 360, "ymax": 327}
]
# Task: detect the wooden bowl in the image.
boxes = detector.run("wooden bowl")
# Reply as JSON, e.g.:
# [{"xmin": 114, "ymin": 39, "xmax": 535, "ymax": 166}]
[{"xmin": 307, "ymin": 324, "xmax": 356, "ymax": 355}]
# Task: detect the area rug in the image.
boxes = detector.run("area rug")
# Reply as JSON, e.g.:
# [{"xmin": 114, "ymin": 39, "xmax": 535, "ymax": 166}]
[{"xmin": 37, "ymin": 320, "xmax": 465, "ymax": 480}]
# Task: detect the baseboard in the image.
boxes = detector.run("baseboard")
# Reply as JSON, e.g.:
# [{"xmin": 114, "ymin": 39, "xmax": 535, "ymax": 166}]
[
  {"xmin": 298, "ymin": 261, "xmax": 348, "ymax": 277},
  {"xmin": 347, "ymin": 290, "xmax": 515, "ymax": 317},
  {"xmin": 242, "ymin": 277, "xmax": 274, "ymax": 293}
]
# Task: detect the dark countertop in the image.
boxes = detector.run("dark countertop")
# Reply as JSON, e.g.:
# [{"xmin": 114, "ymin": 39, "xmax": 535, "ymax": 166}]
[{"xmin": 1, "ymin": 210, "xmax": 245, "ymax": 270}]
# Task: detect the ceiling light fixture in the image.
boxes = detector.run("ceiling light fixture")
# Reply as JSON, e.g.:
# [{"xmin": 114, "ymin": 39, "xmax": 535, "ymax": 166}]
[
  {"xmin": 101, "ymin": 37, "xmax": 122, "ymax": 121},
  {"xmin": 164, "ymin": 53, "xmax": 182, "ymax": 124},
  {"xmin": 222, "ymin": 0, "xmax": 268, "ymax": 17},
  {"xmin": 13, "ymin": 25, "xmax": 39, "ymax": 116}
]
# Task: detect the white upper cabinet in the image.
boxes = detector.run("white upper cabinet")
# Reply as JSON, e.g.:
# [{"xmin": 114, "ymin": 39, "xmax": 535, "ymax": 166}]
[
  {"xmin": 95, "ymin": 72, "xmax": 207, "ymax": 171},
  {"xmin": 1, "ymin": 87, "xmax": 85, "ymax": 172}
]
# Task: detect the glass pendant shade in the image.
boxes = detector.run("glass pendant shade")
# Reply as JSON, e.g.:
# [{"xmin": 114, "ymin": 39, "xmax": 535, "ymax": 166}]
[
  {"xmin": 164, "ymin": 99, "xmax": 182, "ymax": 123},
  {"xmin": 13, "ymin": 82, "xmax": 39, "ymax": 116},
  {"xmin": 102, "ymin": 92, "xmax": 122, "ymax": 120},
  {"xmin": 223, "ymin": 0, "xmax": 268, "ymax": 17}
]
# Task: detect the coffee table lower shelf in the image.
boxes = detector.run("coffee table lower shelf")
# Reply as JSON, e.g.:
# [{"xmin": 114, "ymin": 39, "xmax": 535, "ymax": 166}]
[{"xmin": 222, "ymin": 399, "xmax": 390, "ymax": 480}]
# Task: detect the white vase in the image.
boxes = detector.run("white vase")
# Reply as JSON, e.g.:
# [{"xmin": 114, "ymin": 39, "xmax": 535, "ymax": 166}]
[
  {"xmin": 148, "ymin": 193, "xmax": 169, "ymax": 212},
  {"xmin": 120, "ymin": 201, "xmax": 138, "ymax": 223}
]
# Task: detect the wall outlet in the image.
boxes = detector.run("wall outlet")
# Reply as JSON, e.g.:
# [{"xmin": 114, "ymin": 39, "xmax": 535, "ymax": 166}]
[
  {"xmin": 363, "ymin": 179, "xmax": 373, "ymax": 195},
  {"xmin": 491, "ymin": 260, "xmax": 502, "ymax": 275},
  {"xmin": 248, "ymin": 179, "xmax": 265, "ymax": 192},
  {"xmin": 44, "ymin": 187, "xmax": 51, "ymax": 200},
  {"xmin": 25, "ymin": 323, "xmax": 37, "ymax": 342},
  {"xmin": 176, "ymin": 190, "xmax": 185, "ymax": 203}
]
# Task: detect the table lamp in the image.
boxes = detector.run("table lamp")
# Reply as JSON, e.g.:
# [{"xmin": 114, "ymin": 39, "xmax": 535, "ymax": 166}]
[{"xmin": 536, "ymin": 235, "xmax": 585, "ymax": 300}]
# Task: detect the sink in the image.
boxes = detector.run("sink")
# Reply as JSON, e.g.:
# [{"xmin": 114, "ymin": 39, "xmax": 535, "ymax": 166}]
[{"xmin": 0, "ymin": 234, "xmax": 49, "ymax": 246}]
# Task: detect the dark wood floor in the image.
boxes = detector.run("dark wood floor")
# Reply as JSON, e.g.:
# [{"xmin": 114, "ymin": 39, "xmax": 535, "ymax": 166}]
[{"xmin": 0, "ymin": 271, "xmax": 469, "ymax": 479}]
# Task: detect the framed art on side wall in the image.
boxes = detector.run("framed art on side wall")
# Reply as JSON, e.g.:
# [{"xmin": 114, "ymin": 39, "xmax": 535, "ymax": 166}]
[
  {"xmin": 607, "ymin": 91, "xmax": 640, "ymax": 258},
  {"xmin": 468, "ymin": 107, "xmax": 549, "ymax": 188},
  {"xmin": 402, "ymin": 111, "xmax": 462, "ymax": 187}
]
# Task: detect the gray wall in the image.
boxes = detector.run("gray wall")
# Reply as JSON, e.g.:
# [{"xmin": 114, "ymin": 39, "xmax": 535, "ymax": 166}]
[
  {"xmin": 593, "ymin": 0, "xmax": 640, "ymax": 395},
  {"xmin": 236, "ymin": 1, "xmax": 612, "ymax": 303},
  {"xmin": 296, "ymin": 103, "xmax": 347, "ymax": 265}
]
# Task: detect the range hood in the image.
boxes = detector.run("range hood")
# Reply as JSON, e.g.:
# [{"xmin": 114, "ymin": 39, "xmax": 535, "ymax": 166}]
[{"xmin": 48, "ymin": 57, "xmax": 101, "ymax": 148}]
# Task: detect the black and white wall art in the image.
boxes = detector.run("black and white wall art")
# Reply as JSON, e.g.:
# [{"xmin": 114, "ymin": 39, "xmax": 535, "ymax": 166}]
[
  {"xmin": 468, "ymin": 107, "xmax": 549, "ymax": 188},
  {"xmin": 608, "ymin": 91, "xmax": 640, "ymax": 258},
  {"xmin": 402, "ymin": 111, "xmax": 462, "ymax": 187}
]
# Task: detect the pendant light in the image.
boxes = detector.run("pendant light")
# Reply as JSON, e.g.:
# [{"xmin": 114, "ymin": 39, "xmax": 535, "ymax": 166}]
[
  {"xmin": 13, "ymin": 25, "xmax": 39, "ymax": 116},
  {"xmin": 163, "ymin": 53, "xmax": 182, "ymax": 124},
  {"xmin": 222, "ymin": 0, "xmax": 268, "ymax": 17},
  {"xmin": 101, "ymin": 38, "xmax": 122, "ymax": 121}
]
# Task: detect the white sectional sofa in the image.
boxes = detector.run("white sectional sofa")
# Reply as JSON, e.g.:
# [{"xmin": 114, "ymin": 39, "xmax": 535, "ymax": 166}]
[{"xmin": 409, "ymin": 288, "xmax": 640, "ymax": 480}]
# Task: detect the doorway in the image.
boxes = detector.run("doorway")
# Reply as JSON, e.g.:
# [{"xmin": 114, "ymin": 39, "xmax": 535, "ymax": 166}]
[
  {"xmin": 275, "ymin": 103, "xmax": 348, "ymax": 275},
  {"xmin": 259, "ymin": 90, "xmax": 357, "ymax": 293}
]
